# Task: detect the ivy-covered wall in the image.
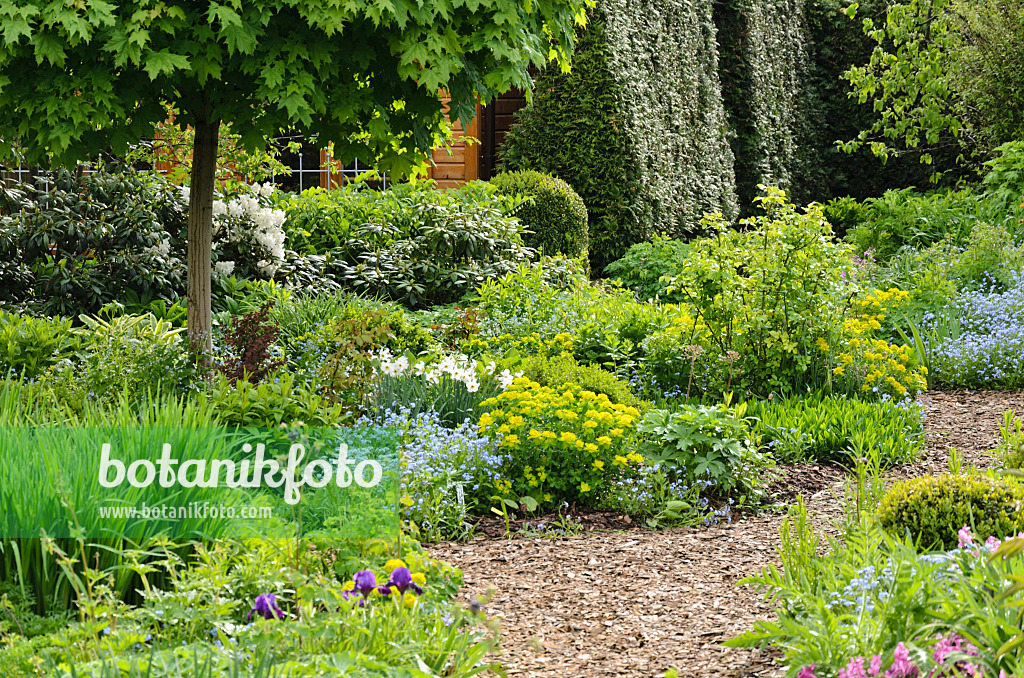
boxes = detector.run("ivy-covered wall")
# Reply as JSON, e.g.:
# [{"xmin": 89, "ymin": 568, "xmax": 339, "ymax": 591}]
[
  {"xmin": 499, "ymin": 0, "xmax": 737, "ymax": 272},
  {"xmin": 718, "ymin": 0, "xmax": 958, "ymax": 210}
]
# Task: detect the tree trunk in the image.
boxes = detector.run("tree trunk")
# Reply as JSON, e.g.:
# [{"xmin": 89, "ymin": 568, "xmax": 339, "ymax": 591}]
[{"xmin": 187, "ymin": 120, "xmax": 220, "ymax": 364}]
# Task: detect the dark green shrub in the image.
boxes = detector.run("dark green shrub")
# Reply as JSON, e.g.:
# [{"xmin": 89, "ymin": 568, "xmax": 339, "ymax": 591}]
[
  {"xmin": 517, "ymin": 353, "xmax": 649, "ymax": 413},
  {"xmin": 499, "ymin": 1, "xmax": 737, "ymax": 271},
  {"xmin": 604, "ymin": 235, "xmax": 692, "ymax": 302},
  {"xmin": 0, "ymin": 165, "xmax": 185, "ymax": 316},
  {"xmin": 202, "ymin": 372, "xmax": 349, "ymax": 428},
  {"xmin": 877, "ymin": 474, "xmax": 1024, "ymax": 550},
  {"xmin": 489, "ymin": 170, "xmax": 588, "ymax": 260}
]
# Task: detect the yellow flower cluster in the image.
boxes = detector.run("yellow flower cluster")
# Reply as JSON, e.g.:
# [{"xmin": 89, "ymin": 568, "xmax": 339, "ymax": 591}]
[
  {"xmin": 464, "ymin": 331, "xmax": 574, "ymax": 358},
  {"xmin": 834, "ymin": 288, "xmax": 927, "ymax": 398},
  {"xmin": 478, "ymin": 377, "xmax": 640, "ymax": 506}
]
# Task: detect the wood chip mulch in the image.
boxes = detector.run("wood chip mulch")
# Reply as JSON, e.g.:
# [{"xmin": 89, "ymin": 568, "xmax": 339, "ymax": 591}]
[{"xmin": 427, "ymin": 390, "xmax": 1024, "ymax": 678}]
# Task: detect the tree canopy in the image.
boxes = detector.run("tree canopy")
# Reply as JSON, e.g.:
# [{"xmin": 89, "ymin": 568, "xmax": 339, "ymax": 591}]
[{"xmin": 0, "ymin": 0, "xmax": 590, "ymax": 351}]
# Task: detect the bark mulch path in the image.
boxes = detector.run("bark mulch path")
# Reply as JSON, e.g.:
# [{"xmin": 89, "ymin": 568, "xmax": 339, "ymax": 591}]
[{"xmin": 426, "ymin": 390, "xmax": 1024, "ymax": 678}]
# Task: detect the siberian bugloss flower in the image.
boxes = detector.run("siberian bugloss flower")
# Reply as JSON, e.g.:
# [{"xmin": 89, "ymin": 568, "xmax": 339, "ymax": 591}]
[{"xmin": 247, "ymin": 593, "xmax": 284, "ymax": 621}]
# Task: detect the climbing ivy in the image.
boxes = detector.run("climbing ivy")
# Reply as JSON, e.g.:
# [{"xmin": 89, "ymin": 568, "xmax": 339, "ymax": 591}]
[{"xmin": 499, "ymin": 0, "xmax": 736, "ymax": 273}]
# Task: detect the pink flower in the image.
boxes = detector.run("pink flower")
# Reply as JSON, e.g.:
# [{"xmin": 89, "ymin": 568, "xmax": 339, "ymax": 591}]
[
  {"xmin": 985, "ymin": 536, "xmax": 1002, "ymax": 552},
  {"xmin": 797, "ymin": 665, "xmax": 818, "ymax": 678},
  {"xmin": 869, "ymin": 654, "xmax": 883, "ymax": 676},
  {"xmin": 958, "ymin": 526, "xmax": 974, "ymax": 548},
  {"xmin": 840, "ymin": 658, "xmax": 870, "ymax": 678},
  {"xmin": 885, "ymin": 642, "xmax": 918, "ymax": 677}
]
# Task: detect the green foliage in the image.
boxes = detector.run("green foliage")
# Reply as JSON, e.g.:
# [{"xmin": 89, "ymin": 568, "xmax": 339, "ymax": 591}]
[
  {"xmin": 663, "ymin": 188, "xmax": 854, "ymax": 395},
  {"xmin": 201, "ymin": 372, "xmax": 349, "ymax": 428},
  {"xmin": 840, "ymin": 0, "xmax": 966, "ymax": 169},
  {"xmin": 0, "ymin": 0, "xmax": 590, "ymax": 177},
  {"xmin": 516, "ymin": 353, "xmax": 648, "ymax": 412},
  {"xmin": 747, "ymin": 393, "xmax": 924, "ymax": 464},
  {"xmin": 843, "ymin": 187, "xmax": 982, "ymax": 262},
  {"xmin": 604, "ymin": 235, "xmax": 692, "ymax": 302},
  {"xmin": 877, "ymin": 474, "xmax": 1024, "ymax": 550},
  {"xmin": 327, "ymin": 194, "xmax": 535, "ymax": 308},
  {"xmin": 637, "ymin": 400, "xmax": 770, "ymax": 500},
  {"xmin": 499, "ymin": 0, "xmax": 737, "ymax": 271},
  {"xmin": 0, "ymin": 166, "xmax": 185, "ymax": 317},
  {"xmin": 0, "ymin": 312, "xmax": 75, "ymax": 380},
  {"xmin": 489, "ymin": 170, "xmax": 589, "ymax": 260},
  {"xmin": 981, "ymin": 141, "xmax": 1024, "ymax": 217},
  {"xmin": 478, "ymin": 377, "xmax": 643, "ymax": 509},
  {"xmin": 947, "ymin": 0, "xmax": 1024, "ymax": 150},
  {"xmin": 995, "ymin": 410, "xmax": 1024, "ymax": 471},
  {"xmin": 34, "ymin": 313, "xmax": 196, "ymax": 413}
]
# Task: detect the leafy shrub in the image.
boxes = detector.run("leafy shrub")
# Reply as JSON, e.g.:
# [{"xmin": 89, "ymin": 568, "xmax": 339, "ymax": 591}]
[
  {"xmin": 216, "ymin": 301, "xmax": 286, "ymax": 385},
  {"xmin": 877, "ymin": 474, "xmax": 1024, "ymax": 550},
  {"xmin": 516, "ymin": 354, "xmax": 648, "ymax": 413},
  {"xmin": 0, "ymin": 165, "xmax": 185, "ymax": 316},
  {"xmin": 662, "ymin": 188, "xmax": 853, "ymax": 395},
  {"xmin": 489, "ymin": 170, "xmax": 588, "ymax": 260},
  {"xmin": 328, "ymin": 197, "xmax": 534, "ymax": 308},
  {"xmin": 604, "ymin": 235, "xmax": 692, "ymax": 302},
  {"xmin": 747, "ymin": 393, "xmax": 924, "ymax": 464},
  {"xmin": 202, "ymin": 372, "xmax": 348, "ymax": 427},
  {"xmin": 980, "ymin": 141, "xmax": 1024, "ymax": 217},
  {"xmin": 823, "ymin": 195, "xmax": 872, "ymax": 239},
  {"xmin": 995, "ymin": 410, "xmax": 1024, "ymax": 470},
  {"xmin": 637, "ymin": 400, "xmax": 770, "ymax": 501},
  {"xmin": 843, "ymin": 187, "xmax": 982, "ymax": 262},
  {"xmin": 478, "ymin": 377, "xmax": 642, "ymax": 509},
  {"xmin": 36, "ymin": 313, "xmax": 195, "ymax": 411},
  {"xmin": 0, "ymin": 312, "xmax": 75, "ymax": 379}
]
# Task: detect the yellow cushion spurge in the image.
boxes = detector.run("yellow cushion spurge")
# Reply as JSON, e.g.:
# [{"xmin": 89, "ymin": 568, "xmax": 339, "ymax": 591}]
[{"xmin": 478, "ymin": 377, "xmax": 638, "ymax": 508}]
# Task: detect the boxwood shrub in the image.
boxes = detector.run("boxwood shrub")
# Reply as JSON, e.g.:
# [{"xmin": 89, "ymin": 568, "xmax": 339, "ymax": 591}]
[{"xmin": 490, "ymin": 170, "xmax": 588, "ymax": 261}]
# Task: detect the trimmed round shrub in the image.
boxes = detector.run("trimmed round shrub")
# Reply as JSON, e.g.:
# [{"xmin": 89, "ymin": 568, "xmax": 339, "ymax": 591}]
[
  {"xmin": 490, "ymin": 171, "xmax": 588, "ymax": 260},
  {"xmin": 877, "ymin": 474, "xmax": 1024, "ymax": 550}
]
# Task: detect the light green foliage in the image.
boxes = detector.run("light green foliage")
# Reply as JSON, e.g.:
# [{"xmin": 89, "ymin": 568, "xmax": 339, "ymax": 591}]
[
  {"xmin": 500, "ymin": 0, "xmax": 737, "ymax": 271},
  {"xmin": 728, "ymin": 514, "xmax": 974, "ymax": 676},
  {"xmin": 0, "ymin": 0, "xmax": 590, "ymax": 175},
  {"xmin": 981, "ymin": 141, "xmax": 1024, "ymax": 217},
  {"xmin": 35, "ymin": 313, "xmax": 196, "ymax": 413},
  {"xmin": 201, "ymin": 372, "xmax": 348, "ymax": 428},
  {"xmin": 840, "ymin": 0, "xmax": 964, "ymax": 168},
  {"xmin": 844, "ymin": 187, "xmax": 982, "ymax": 262},
  {"xmin": 995, "ymin": 410, "xmax": 1024, "ymax": 471},
  {"xmin": 878, "ymin": 474, "xmax": 1024, "ymax": 550},
  {"xmin": 663, "ymin": 188, "xmax": 854, "ymax": 395},
  {"xmin": 747, "ymin": 392, "xmax": 924, "ymax": 464},
  {"xmin": 0, "ymin": 313, "xmax": 75, "ymax": 380},
  {"xmin": 516, "ymin": 353, "xmax": 649, "ymax": 413},
  {"xmin": 604, "ymin": 235, "xmax": 692, "ymax": 302},
  {"xmin": 637, "ymin": 400, "xmax": 770, "ymax": 500},
  {"xmin": 489, "ymin": 170, "xmax": 589, "ymax": 260}
]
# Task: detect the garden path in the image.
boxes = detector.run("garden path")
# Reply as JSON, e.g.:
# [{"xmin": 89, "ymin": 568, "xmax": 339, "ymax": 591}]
[{"xmin": 426, "ymin": 390, "xmax": 1024, "ymax": 678}]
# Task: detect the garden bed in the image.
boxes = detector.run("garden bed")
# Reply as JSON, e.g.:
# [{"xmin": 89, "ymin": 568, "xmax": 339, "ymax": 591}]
[{"xmin": 428, "ymin": 389, "xmax": 1024, "ymax": 677}]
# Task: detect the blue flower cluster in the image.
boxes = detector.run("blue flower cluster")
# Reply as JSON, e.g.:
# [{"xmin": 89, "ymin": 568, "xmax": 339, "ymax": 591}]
[
  {"xmin": 827, "ymin": 564, "xmax": 895, "ymax": 615},
  {"xmin": 357, "ymin": 408, "xmax": 505, "ymax": 538},
  {"xmin": 927, "ymin": 272, "xmax": 1024, "ymax": 388}
]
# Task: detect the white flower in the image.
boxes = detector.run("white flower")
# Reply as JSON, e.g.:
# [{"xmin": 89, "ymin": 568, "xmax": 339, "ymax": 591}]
[
  {"xmin": 149, "ymin": 238, "xmax": 171, "ymax": 258},
  {"xmin": 413, "ymin": 361, "xmax": 426, "ymax": 375},
  {"xmin": 437, "ymin": 356, "xmax": 456, "ymax": 374},
  {"xmin": 394, "ymin": 356, "xmax": 410, "ymax": 375},
  {"xmin": 465, "ymin": 378, "xmax": 480, "ymax": 393},
  {"xmin": 498, "ymin": 369, "xmax": 515, "ymax": 389},
  {"xmin": 485, "ymin": 361, "xmax": 496, "ymax": 374},
  {"xmin": 214, "ymin": 260, "xmax": 236, "ymax": 277}
]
